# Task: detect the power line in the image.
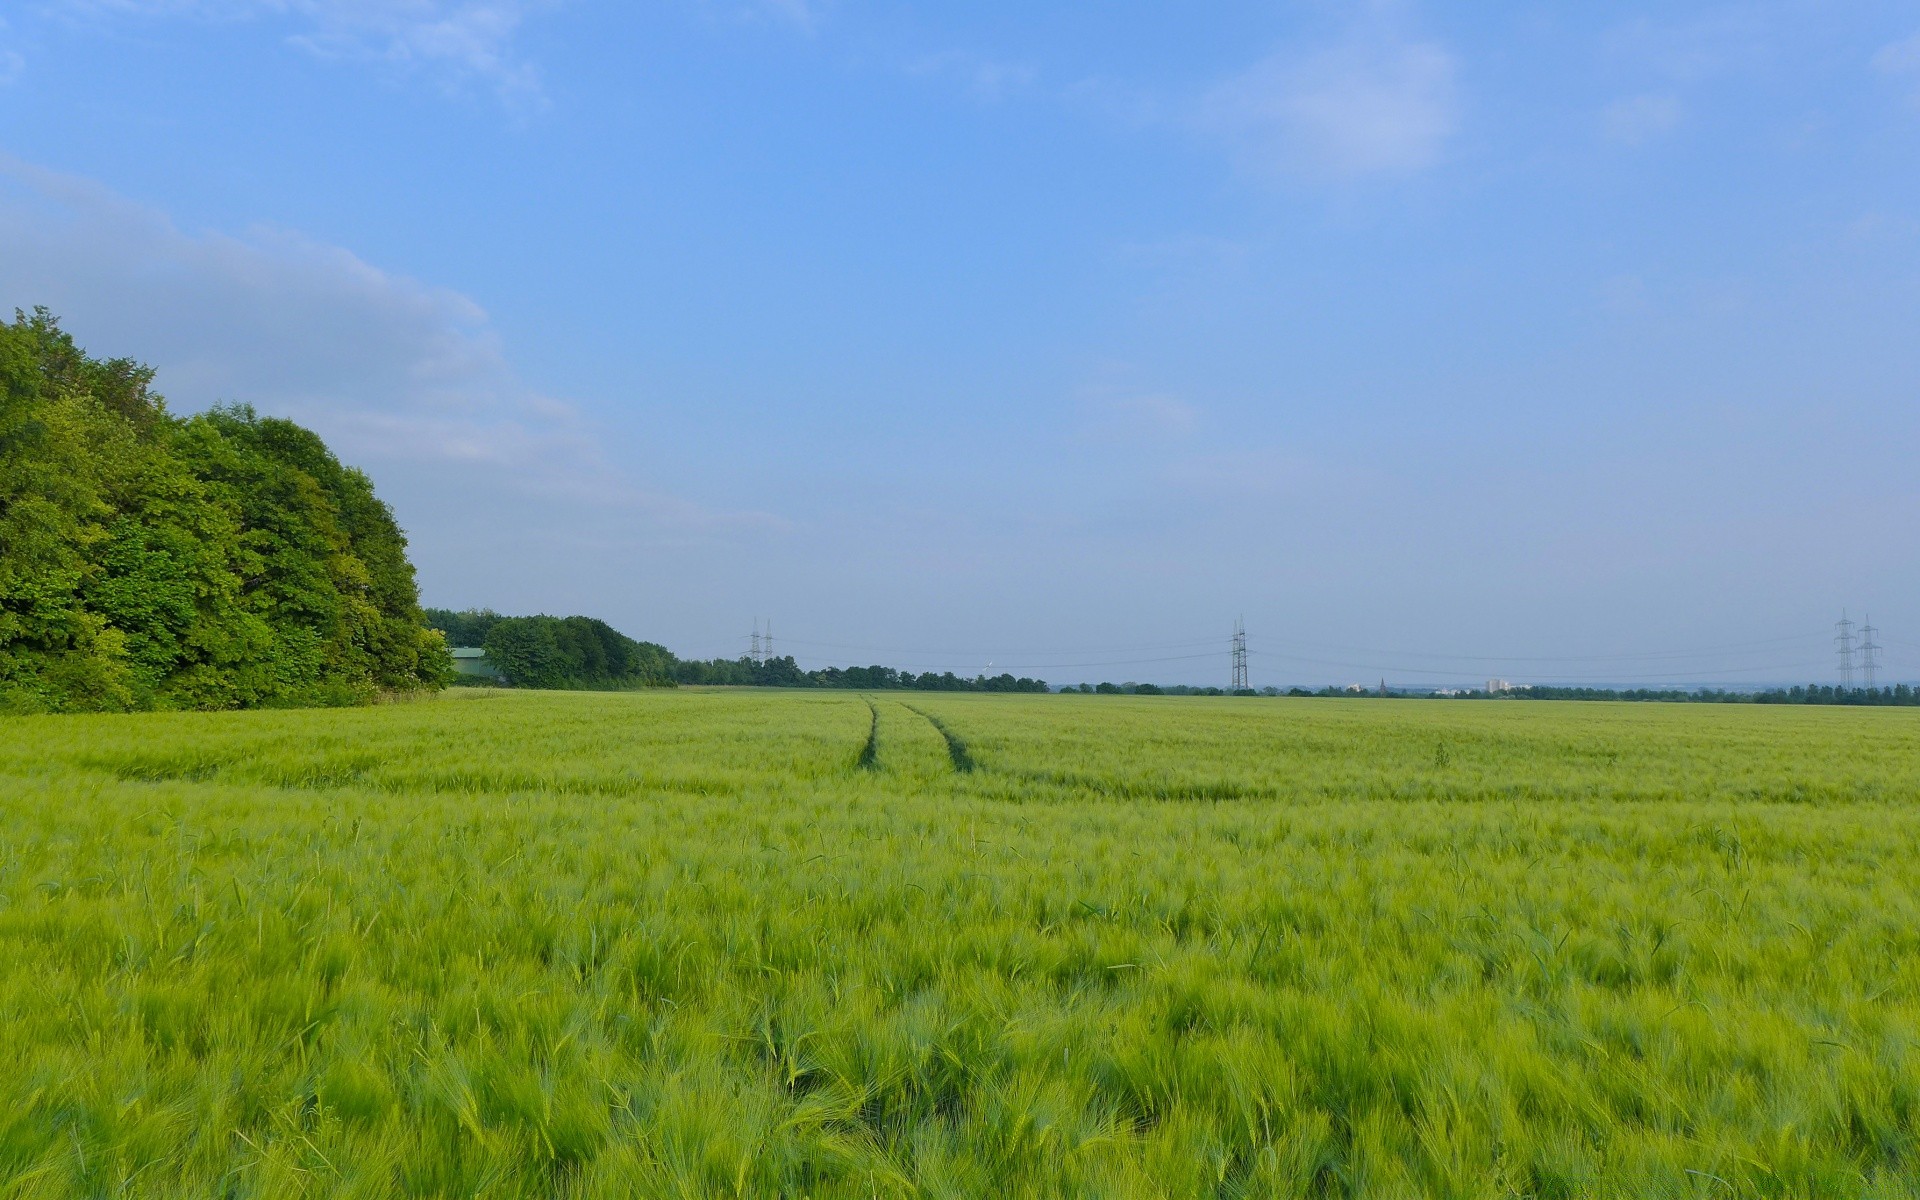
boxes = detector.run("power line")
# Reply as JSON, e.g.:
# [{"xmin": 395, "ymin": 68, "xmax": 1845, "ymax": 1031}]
[
  {"xmin": 700, "ymin": 621, "xmax": 1901, "ymax": 685},
  {"xmin": 1247, "ymin": 633, "xmax": 1823, "ymax": 666},
  {"xmin": 924, "ymin": 651, "xmax": 1227, "ymax": 672},
  {"xmin": 767, "ymin": 631, "xmax": 1819, "ymax": 669},
  {"xmin": 768, "ymin": 635, "xmax": 1225, "ymax": 658},
  {"xmin": 1246, "ymin": 648, "xmax": 1827, "ymax": 683}
]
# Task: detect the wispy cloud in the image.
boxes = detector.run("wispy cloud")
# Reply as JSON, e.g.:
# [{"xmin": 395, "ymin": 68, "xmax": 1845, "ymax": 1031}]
[
  {"xmin": 1601, "ymin": 93, "xmax": 1683, "ymax": 146},
  {"xmin": 698, "ymin": 0, "xmax": 823, "ymax": 34},
  {"xmin": 754, "ymin": 0, "xmax": 819, "ymax": 31},
  {"xmin": 1601, "ymin": 12, "xmax": 1773, "ymax": 83},
  {"xmin": 0, "ymin": 17, "xmax": 23, "ymax": 85},
  {"xmin": 0, "ymin": 154, "xmax": 776, "ymax": 537},
  {"xmin": 1877, "ymin": 30, "xmax": 1920, "ymax": 110},
  {"xmin": 1078, "ymin": 393, "xmax": 1199, "ymax": 445},
  {"xmin": 54, "ymin": 0, "xmax": 553, "ymax": 105},
  {"xmin": 907, "ymin": 49, "xmax": 1036, "ymax": 103},
  {"xmin": 1200, "ymin": 28, "xmax": 1459, "ymax": 182}
]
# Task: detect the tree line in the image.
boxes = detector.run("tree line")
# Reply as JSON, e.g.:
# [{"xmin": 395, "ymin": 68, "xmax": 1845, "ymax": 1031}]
[
  {"xmin": 425, "ymin": 608, "xmax": 677, "ymax": 690},
  {"xmin": 1520, "ymin": 683, "xmax": 1920, "ymax": 706},
  {"xmin": 428, "ymin": 610, "xmax": 1049, "ymax": 693},
  {"xmin": 0, "ymin": 311, "xmax": 449, "ymax": 713},
  {"xmin": 677, "ymin": 657, "xmax": 1048, "ymax": 693},
  {"xmin": 1279, "ymin": 684, "xmax": 1920, "ymax": 706}
]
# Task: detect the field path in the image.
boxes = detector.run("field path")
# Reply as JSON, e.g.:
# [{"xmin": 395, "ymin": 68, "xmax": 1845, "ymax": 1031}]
[
  {"xmin": 900, "ymin": 703, "xmax": 974, "ymax": 773},
  {"xmin": 857, "ymin": 698, "xmax": 880, "ymax": 770}
]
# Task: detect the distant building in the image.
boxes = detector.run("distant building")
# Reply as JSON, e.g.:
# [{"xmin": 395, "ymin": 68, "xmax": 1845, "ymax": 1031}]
[
  {"xmin": 451, "ymin": 647, "xmax": 505, "ymax": 682},
  {"xmin": 1486, "ymin": 678, "xmax": 1515, "ymax": 694}
]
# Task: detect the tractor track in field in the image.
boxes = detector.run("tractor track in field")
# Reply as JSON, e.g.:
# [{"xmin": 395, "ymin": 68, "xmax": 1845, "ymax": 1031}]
[
  {"xmin": 901, "ymin": 704, "xmax": 974, "ymax": 774},
  {"xmin": 857, "ymin": 698, "xmax": 880, "ymax": 771}
]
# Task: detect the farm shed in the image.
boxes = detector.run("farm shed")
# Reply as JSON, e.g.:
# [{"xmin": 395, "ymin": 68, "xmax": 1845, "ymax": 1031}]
[{"xmin": 450, "ymin": 647, "xmax": 505, "ymax": 681}]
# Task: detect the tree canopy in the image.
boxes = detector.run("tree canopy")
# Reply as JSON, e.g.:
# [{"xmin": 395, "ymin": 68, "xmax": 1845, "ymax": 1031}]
[
  {"xmin": 424, "ymin": 609, "xmax": 677, "ymax": 690},
  {"xmin": 0, "ymin": 310, "xmax": 450, "ymax": 712},
  {"xmin": 671, "ymin": 655, "xmax": 1048, "ymax": 693}
]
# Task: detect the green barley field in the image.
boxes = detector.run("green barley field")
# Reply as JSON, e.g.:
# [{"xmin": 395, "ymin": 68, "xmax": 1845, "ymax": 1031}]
[{"xmin": 3, "ymin": 690, "xmax": 1919, "ymax": 1198}]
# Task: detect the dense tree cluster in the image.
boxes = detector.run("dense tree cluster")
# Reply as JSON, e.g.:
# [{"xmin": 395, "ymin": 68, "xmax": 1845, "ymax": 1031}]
[
  {"xmin": 1750, "ymin": 684, "xmax": 1920, "ymax": 706},
  {"xmin": 671, "ymin": 655, "xmax": 1048, "ymax": 692},
  {"xmin": 424, "ymin": 609, "xmax": 677, "ymax": 690},
  {"xmin": 0, "ymin": 310, "xmax": 450, "ymax": 712}
]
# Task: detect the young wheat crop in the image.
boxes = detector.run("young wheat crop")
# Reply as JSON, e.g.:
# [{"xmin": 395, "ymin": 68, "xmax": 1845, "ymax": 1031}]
[{"xmin": 1, "ymin": 690, "xmax": 1916, "ymax": 1197}]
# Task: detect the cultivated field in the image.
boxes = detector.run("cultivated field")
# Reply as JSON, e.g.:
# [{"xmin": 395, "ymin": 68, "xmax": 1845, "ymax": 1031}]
[{"xmin": 2, "ymin": 691, "xmax": 1918, "ymax": 1198}]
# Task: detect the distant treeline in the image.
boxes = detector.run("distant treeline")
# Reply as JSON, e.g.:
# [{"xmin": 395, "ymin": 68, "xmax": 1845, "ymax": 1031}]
[
  {"xmin": 1060, "ymin": 682, "xmax": 1920, "ymax": 705},
  {"xmin": 1, "ymin": 311, "xmax": 449, "ymax": 713},
  {"xmin": 428, "ymin": 609, "xmax": 1049, "ymax": 693},
  {"xmin": 425, "ymin": 609, "xmax": 676, "ymax": 690},
  {"xmin": 1061, "ymin": 683, "xmax": 1259, "ymax": 696},
  {"xmin": 1278, "ymin": 684, "xmax": 1920, "ymax": 706},
  {"xmin": 1491, "ymin": 684, "xmax": 1920, "ymax": 706},
  {"xmin": 678, "ymin": 656, "xmax": 1049, "ymax": 693}
]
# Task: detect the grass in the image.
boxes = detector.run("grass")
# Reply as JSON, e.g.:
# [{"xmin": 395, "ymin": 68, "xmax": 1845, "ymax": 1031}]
[{"xmin": 1, "ymin": 689, "xmax": 1918, "ymax": 1197}]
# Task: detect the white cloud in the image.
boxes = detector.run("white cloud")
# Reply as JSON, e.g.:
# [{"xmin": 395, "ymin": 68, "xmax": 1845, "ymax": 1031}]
[
  {"xmin": 1877, "ymin": 31, "xmax": 1920, "ymax": 109},
  {"xmin": 697, "ymin": 0, "xmax": 822, "ymax": 34},
  {"xmin": 0, "ymin": 154, "xmax": 774, "ymax": 539},
  {"xmin": 54, "ymin": 0, "xmax": 551, "ymax": 104},
  {"xmin": 1601, "ymin": 13, "xmax": 1771, "ymax": 83},
  {"xmin": 1201, "ymin": 32, "xmax": 1459, "ymax": 182},
  {"xmin": 0, "ymin": 17, "xmax": 23, "ymax": 85},
  {"xmin": 907, "ymin": 50, "xmax": 1036, "ymax": 103},
  {"xmin": 1880, "ymin": 31, "xmax": 1920, "ymax": 72},
  {"xmin": 754, "ymin": 0, "xmax": 818, "ymax": 30},
  {"xmin": 1601, "ymin": 93, "xmax": 1683, "ymax": 146},
  {"xmin": 1079, "ymin": 394, "xmax": 1198, "ymax": 444}
]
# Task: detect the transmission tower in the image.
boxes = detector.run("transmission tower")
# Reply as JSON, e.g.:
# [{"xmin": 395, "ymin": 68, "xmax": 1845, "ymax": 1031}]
[
  {"xmin": 764, "ymin": 621, "xmax": 774, "ymax": 664},
  {"xmin": 1230, "ymin": 618, "xmax": 1248, "ymax": 692},
  {"xmin": 1836, "ymin": 611, "xmax": 1856, "ymax": 689},
  {"xmin": 1860, "ymin": 615, "xmax": 1881, "ymax": 691},
  {"xmin": 750, "ymin": 619, "xmax": 762, "ymax": 666}
]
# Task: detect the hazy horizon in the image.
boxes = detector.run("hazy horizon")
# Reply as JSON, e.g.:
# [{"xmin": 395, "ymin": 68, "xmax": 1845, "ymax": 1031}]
[{"xmin": 4, "ymin": 2, "xmax": 1917, "ymax": 687}]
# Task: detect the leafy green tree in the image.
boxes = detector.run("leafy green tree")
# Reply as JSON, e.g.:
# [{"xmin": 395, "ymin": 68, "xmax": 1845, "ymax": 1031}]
[
  {"xmin": 484, "ymin": 617, "xmax": 567, "ymax": 689},
  {"xmin": 424, "ymin": 608, "xmax": 503, "ymax": 648},
  {"xmin": 478, "ymin": 614, "xmax": 675, "ymax": 690},
  {"xmin": 0, "ymin": 310, "xmax": 449, "ymax": 711}
]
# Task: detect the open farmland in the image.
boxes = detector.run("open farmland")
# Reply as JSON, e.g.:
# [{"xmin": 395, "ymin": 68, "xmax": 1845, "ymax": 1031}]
[{"xmin": 2, "ymin": 691, "xmax": 1919, "ymax": 1198}]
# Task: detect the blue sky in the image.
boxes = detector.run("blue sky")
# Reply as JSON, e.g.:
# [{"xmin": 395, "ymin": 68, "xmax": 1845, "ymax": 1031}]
[{"xmin": 3, "ymin": 1, "xmax": 1918, "ymax": 686}]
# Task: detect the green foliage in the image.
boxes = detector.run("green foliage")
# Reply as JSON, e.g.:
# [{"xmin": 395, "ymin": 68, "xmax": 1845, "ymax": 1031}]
[
  {"xmin": 673, "ymin": 654, "xmax": 1050, "ymax": 692},
  {"xmin": 420, "ymin": 610, "xmax": 676, "ymax": 690},
  {"xmin": 0, "ymin": 309, "xmax": 449, "ymax": 711},
  {"xmin": 2, "ymin": 693, "xmax": 1919, "ymax": 1195},
  {"xmin": 422, "ymin": 606, "xmax": 502, "ymax": 648}
]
